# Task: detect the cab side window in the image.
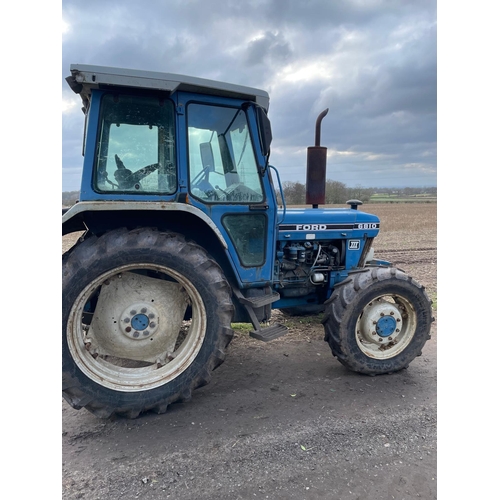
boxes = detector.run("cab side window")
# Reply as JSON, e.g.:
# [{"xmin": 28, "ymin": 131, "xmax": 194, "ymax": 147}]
[
  {"xmin": 187, "ymin": 104, "xmax": 264, "ymax": 203},
  {"xmin": 95, "ymin": 94, "xmax": 176, "ymax": 194}
]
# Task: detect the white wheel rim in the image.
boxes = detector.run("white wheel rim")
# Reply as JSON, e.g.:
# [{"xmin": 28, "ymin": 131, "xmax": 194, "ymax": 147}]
[
  {"xmin": 355, "ymin": 294, "xmax": 417, "ymax": 359},
  {"xmin": 67, "ymin": 264, "xmax": 207, "ymax": 392}
]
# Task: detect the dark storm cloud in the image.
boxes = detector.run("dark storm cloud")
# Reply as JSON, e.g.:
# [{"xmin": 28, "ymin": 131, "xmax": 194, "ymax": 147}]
[
  {"xmin": 62, "ymin": 0, "xmax": 436, "ymax": 191},
  {"xmin": 245, "ymin": 31, "xmax": 293, "ymax": 66}
]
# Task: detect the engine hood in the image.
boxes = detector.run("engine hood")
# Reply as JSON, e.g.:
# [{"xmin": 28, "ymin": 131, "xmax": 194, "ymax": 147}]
[
  {"xmin": 276, "ymin": 207, "xmax": 380, "ymax": 241},
  {"xmin": 278, "ymin": 207, "xmax": 380, "ymax": 226}
]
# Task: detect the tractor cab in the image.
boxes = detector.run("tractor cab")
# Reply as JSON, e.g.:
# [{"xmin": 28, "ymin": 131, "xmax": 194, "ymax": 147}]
[{"xmin": 65, "ymin": 64, "xmax": 279, "ymax": 285}]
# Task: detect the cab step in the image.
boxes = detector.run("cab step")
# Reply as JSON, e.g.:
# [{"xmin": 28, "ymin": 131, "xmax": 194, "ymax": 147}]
[
  {"xmin": 237, "ymin": 291, "xmax": 281, "ymax": 308},
  {"xmin": 249, "ymin": 324, "xmax": 289, "ymax": 342},
  {"xmin": 232, "ymin": 288, "xmax": 289, "ymax": 342}
]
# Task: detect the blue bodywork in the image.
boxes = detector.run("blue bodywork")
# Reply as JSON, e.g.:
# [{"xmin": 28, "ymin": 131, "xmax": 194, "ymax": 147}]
[{"xmin": 64, "ymin": 66, "xmax": 388, "ymax": 311}]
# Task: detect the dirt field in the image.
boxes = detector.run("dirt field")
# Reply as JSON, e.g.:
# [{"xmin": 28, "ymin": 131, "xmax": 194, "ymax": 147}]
[{"xmin": 62, "ymin": 203, "xmax": 437, "ymax": 499}]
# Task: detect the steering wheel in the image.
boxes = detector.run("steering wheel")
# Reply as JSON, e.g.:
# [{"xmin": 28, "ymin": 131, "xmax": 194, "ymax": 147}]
[{"xmin": 114, "ymin": 155, "xmax": 160, "ymax": 189}]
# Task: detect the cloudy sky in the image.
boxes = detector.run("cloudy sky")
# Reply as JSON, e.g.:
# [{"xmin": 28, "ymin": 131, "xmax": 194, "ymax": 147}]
[{"xmin": 62, "ymin": 0, "xmax": 437, "ymax": 192}]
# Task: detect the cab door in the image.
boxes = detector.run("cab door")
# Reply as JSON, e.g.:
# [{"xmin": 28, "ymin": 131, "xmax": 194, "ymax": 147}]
[{"xmin": 176, "ymin": 92, "xmax": 277, "ymax": 286}]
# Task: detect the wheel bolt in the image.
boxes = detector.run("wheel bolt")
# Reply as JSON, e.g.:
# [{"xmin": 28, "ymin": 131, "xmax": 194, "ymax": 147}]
[
  {"xmin": 372, "ymin": 331, "xmax": 377, "ymax": 336},
  {"xmin": 380, "ymin": 312, "xmax": 384, "ymax": 317},
  {"xmin": 390, "ymin": 311, "xmax": 394, "ymax": 315},
  {"xmin": 396, "ymin": 329, "xmax": 400, "ymax": 333},
  {"xmin": 125, "ymin": 326, "xmax": 131, "ymax": 332},
  {"xmin": 388, "ymin": 337, "xmax": 393, "ymax": 341},
  {"xmin": 141, "ymin": 307, "xmax": 147, "ymax": 313}
]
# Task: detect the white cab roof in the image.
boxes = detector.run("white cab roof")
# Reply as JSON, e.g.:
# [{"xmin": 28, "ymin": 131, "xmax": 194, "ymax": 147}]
[{"xmin": 67, "ymin": 64, "xmax": 270, "ymax": 110}]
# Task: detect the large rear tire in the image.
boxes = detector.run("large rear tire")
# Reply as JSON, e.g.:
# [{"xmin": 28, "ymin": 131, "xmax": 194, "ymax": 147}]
[
  {"xmin": 322, "ymin": 267, "xmax": 433, "ymax": 375},
  {"xmin": 62, "ymin": 228, "xmax": 234, "ymax": 418}
]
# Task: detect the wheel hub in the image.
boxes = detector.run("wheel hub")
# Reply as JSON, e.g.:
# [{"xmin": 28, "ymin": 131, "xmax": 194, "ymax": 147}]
[
  {"xmin": 87, "ymin": 272, "xmax": 189, "ymax": 362},
  {"xmin": 119, "ymin": 303, "xmax": 159, "ymax": 340},
  {"xmin": 376, "ymin": 315, "xmax": 397, "ymax": 337},
  {"xmin": 358, "ymin": 298, "xmax": 403, "ymax": 345}
]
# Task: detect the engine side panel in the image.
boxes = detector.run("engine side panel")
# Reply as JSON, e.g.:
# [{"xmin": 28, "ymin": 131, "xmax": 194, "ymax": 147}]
[{"xmin": 273, "ymin": 208, "xmax": 381, "ymax": 308}]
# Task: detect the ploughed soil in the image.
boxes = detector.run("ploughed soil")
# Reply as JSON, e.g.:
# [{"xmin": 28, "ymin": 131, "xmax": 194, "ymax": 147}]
[{"xmin": 62, "ymin": 203, "xmax": 437, "ymax": 500}]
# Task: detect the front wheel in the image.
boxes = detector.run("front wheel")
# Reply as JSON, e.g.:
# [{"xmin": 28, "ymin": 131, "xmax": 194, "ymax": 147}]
[
  {"xmin": 322, "ymin": 267, "xmax": 433, "ymax": 375},
  {"xmin": 62, "ymin": 228, "xmax": 234, "ymax": 418}
]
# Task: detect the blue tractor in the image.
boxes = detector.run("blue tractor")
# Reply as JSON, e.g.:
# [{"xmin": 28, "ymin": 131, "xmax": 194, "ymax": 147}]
[{"xmin": 62, "ymin": 64, "xmax": 433, "ymax": 418}]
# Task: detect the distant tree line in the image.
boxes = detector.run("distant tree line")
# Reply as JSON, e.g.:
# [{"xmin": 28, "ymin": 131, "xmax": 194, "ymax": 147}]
[
  {"xmin": 62, "ymin": 184, "xmax": 436, "ymax": 207},
  {"xmin": 275, "ymin": 182, "xmax": 436, "ymax": 205},
  {"xmin": 276, "ymin": 181, "xmax": 374, "ymax": 205}
]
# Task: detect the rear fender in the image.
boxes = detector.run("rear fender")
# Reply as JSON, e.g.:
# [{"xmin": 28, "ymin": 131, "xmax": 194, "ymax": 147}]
[
  {"xmin": 62, "ymin": 200, "xmax": 227, "ymax": 249},
  {"xmin": 61, "ymin": 201, "xmax": 246, "ymax": 288}
]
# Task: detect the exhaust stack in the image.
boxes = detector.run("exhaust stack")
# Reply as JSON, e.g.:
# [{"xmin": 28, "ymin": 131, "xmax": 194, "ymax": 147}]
[{"xmin": 306, "ymin": 108, "xmax": 329, "ymax": 208}]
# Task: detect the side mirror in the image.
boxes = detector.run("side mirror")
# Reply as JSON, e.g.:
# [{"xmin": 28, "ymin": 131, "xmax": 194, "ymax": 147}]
[{"xmin": 255, "ymin": 107, "xmax": 273, "ymax": 157}]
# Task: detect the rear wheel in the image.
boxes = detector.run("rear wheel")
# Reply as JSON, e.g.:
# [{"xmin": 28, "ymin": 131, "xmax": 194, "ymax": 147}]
[
  {"xmin": 322, "ymin": 267, "xmax": 433, "ymax": 375},
  {"xmin": 62, "ymin": 228, "xmax": 234, "ymax": 418}
]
